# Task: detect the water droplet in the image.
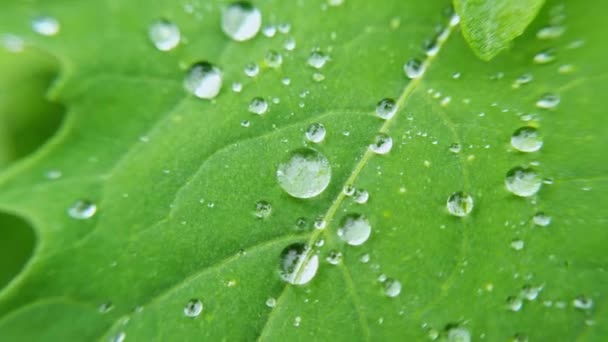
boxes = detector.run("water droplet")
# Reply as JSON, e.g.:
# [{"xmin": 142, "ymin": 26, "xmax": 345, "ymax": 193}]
[
  {"xmin": 254, "ymin": 200, "xmax": 272, "ymax": 218},
  {"xmin": 307, "ymin": 50, "xmax": 329, "ymax": 69},
  {"xmin": 184, "ymin": 62, "xmax": 222, "ymax": 99},
  {"xmin": 353, "ymin": 189, "xmax": 369, "ymax": 204},
  {"xmin": 111, "ymin": 332, "xmax": 126, "ymax": 342},
  {"xmin": 265, "ymin": 297, "xmax": 276, "ymax": 308},
  {"xmin": 295, "ymin": 217, "xmax": 308, "ymax": 230},
  {"xmin": 384, "ymin": 278, "xmax": 402, "ymax": 297},
  {"xmin": 326, "ymin": 250, "xmax": 343, "ymax": 265},
  {"xmin": 248, "ymin": 97, "xmax": 268, "ymax": 115},
  {"xmin": 312, "ymin": 72, "xmax": 325, "ymax": 82},
  {"xmin": 232, "ymin": 82, "xmax": 243, "ymax": 93},
  {"xmin": 536, "ymin": 93, "xmax": 560, "ymax": 109},
  {"xmin": 510, "ymin": 239, "xmax": 525, "ymax": 251},
  {"xmin": 2, "ymin": 34, "xmax": 24, "ymax": 53},
  {"xmin": 376, "ymin": 98, "xmax": 397, "ymax": 120},
  {"xmin": 244, "ymin": 62, "xmax": 259, "ymax": 77},
  {"xmin": 68, "ymin": 200, "xmax": 97, "ymax": 220},
  {"xmin": 537, "ymin": 26, "xmax": 565, "ymax": 40},
  {"xmin": 505, "ymin": 167, "xmax": 542, "ymax": 197},
  {"xmin": 404, "ymin": 58, "xmax": 425, "ymax": 79},
  {"xmin": 293, "ymin": 316, "xmax": 302, "ymax": 327},
  {"xmin": 32, "ymin": 16, "xmax": 60, "ymax": 36},
  {"xmin": 265, "ymin": 50, "xmax": 283, "ymax": 68},
  {"xmin": 149, "ymin": 19, "xmax": 180, "ymax": 51},
  {"xmin": 313, "ymin": 218, "xmax": 326, "ymax": 230},
  {"xmin": 360, "ymin": 253, "xmax": 370, "ymax": 263},
  {"xmin": 262, "ymin": 25, "xmax": 276, "ymax": 37},
  {"xmin": 279, "ymin": 243, "xmax": 319, "ymax": 285},
  {"xmin": 573, "ymin": 295, "xmax": 593, "ymax": 310},
  {"xmin": 369, "ymin": 133, "xmax": 393, "ymax": 154},
  {"xmin": 507, "ymin": 296, "xmax": 523, "ymax": 311},
  {"xmin": 284, "ymin": 37, "xmax": 296, "ymax": 51},
  {"xmin": 533, "ymin": 49, "xmax": 556, "ymax": 64},
  {"xmin": 221, "ymin": 2, "xmax": 262, "ymax": 42},
  {"xmin": 337, "ymin": 214, "xmax": 371, "ymax": 246},
  {"xmin": 98, "ymin": 302, "xmax": 113, "ymax": 314},
  {"xmin": 512, "ymin": 333, "xmax": 529, "ymax": 342},
  {"xmin": 305, "ymin": 123, "xmax": 326, "ymax": 143},
  {"xmin": 45, "ymin": 170, "xmax": 62, "ymax": 180},
  {"xmin": 446, "ymin": 192, "xmax": 473, "ymax": 217},
  {"xmin": 521, "ymin": 285, "xmax": 543, "ymax": 301},
  {"xmin": 511, "ymin": 127, "xmax": 543, "ymax": 152},
  {"xmin": 278, "ymin": 23, "xmax": 291, "ymax": 34},
  {"xmin": 184, "ymin": 299, "xmax": 203, "ymax": 317},
  {"xmin": 276, "ymin": 148, "xmax": 331, "ymax": 199},
  {"xmin": 447, "ymin": 327, "xmax": 471, "ymax": 342},
  {"xmin": 328, "ymin": 0, "xmax": 345, "ymax": 6},
  {"xmin": 533, "ymin": 212, "xmax": 552, "ymax": 226}
]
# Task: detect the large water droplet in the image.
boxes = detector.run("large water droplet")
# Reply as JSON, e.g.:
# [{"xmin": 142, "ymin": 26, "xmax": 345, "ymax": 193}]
[
  {"xmin": 32, "ymin": 16, "xmax": 60, "ymax": 36},
  {"xmin": 68, "ymin": 200, "xmax": 97, "ymax": 220},
  {"xmin": 183, "ymin": 299, "xmax": 203, "ymax": 318},
  {"xmin": 446, "ymin": 192, "xmax": 473, "ymax": 217},
  {"xmin": 276, "ymin": 148, "xmax": 331, "ymax": 199},
  {"xmin": 279, "ymin": 243, "xmax": 319, "ymax": 285},
  {"xmin": 369, "ymin": 133, "xmax": 393, "ymax": 154},
  {"xmin": 505, "ymin": 167, "xmax": 542, "ymax": 197},
  {"xmin": 511, "ymin": 127, "xmax": 543, "ymax": 152},
  {"xmin": 376, "ymin": 98, "xmax": 397, "ymax": 120},
  {"xmin": 248, "ymin": 97, "xmax": 268, "ymax": 115},
  {"xmin": 184, "ymin": 62, "xmax": 222, "ymax": 99},
  {"xmin": 337, "ymin": 214, "xmax": 371, "ymax": 246},
  {"xmin": 221, "ymin": 2, "xmax": 262, "ymax": 42},
  {"xmin": 305, "ymin": 123, "xmax": 326, "ymax": 143},
  {"xmin": 383, "ymin": 278, "xmax": 402, "ymax": 297},
  {"xmin": 536, "ymin": 93, "xmax": 560, "ymax": 109},
  {"xmin": 149, "ymin": 19, "xmax": 180, "ymax": 51},
  {"xmin": 404, "ymin": 58, "xmax": 425, "ymax": 79}
]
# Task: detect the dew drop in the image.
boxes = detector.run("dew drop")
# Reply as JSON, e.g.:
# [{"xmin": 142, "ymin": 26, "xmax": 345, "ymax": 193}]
[
  {"xmin": 337, "ymin": 214, "xmax": 371, "ymax": 246},
  {"xmin": 68, "ymin": 200, "xmax": 97, "ymax": 220},
  {"xmin": 305, "ymin": 123, "xmax": 326, "ymax": 143},
  {"xmin": 446, "ymin": 192, "xmax": 473, "ymax": 217},
  {"xmin": 537, "ymin": 26, "xmax": 565, "ymax": 40},
  {"xmin": 111, "ymin": 332, "xmax": 126, "ymax": 342},
  {"xmin": 328, "ymin": 0, "xmax": 345, "ymax": 6},
  {"xmin": 505, "ymin": 167, "xmax": 542, "ymax": 197},
  {"xmin": 343, "ymin": 185, "xmax": 355, "ymax": 196},
  {"xmin": 353, "ymin": 189, "xmax": 369, "ymax": 204},
  {"xmin": 536, "ymin": 93, "xmax": 560, "ymax": 109},
  {"xmin": 507, "ymin": 296, "xmax": 523, "ymax": 311},
  {"xmin": 221, "ymin": 2, "xmax": 262, "ymax": 42},
  {"xmin": 265, "ymin": 297, "xmax": 276, "ymax": 308},
  {"xmin": 511, "ymin": 127, "xmax": 543, "ymax": 152},
  {"xmin": 404, "ymin": 58, "xmax": 425, "ymax": 79},
  {"xmin": 32, "ymin": 16, "xmax": 60, "ymax": 36},
  {"xmin": 148, "ymin": 19, "xmax": 180, "ymax": 51},
  {"xmin": 313, "ymin": 218, "xmax": 326, "ymax": 230},
  {"xmin": 248, "ymin": 97, "xmax": 268, "ymax": 115},
  {"xmin": 447, "ymin": 327, "xmax": 471, "ymax": 342},
  {"xmin": 326, "ymin": 250, "xmax": 343, "ymax": 265},
  {"xmin": 521, "ymin": 284, "xmax": 543, "ymax": 301},
  {"xmin": 533, "ymin": 49, "xmax": 556, "ymax": 64},
  {"xmin": 2, "ymin": 34, "xmax": 24, "ymax": 53},
  {"xmin": 449, "ymin": 143, "xmax": 462, "ymax": 154},
  {"xmin": 265, "ymin": 50, "xmax": 283, "ymax": 68},
  {"xmin": 279, "ymin": 243, "xmax": 319, "ymax": 285},
  {"xmin": 533, "ymin": 212, "xmax": 552, "ymax": 226},
  {"xmin": 573, "ymin": 295, "xmax": 593, "ymax": 310},
  {"xmin": 262, "ymin": 25, "xmax": 276, "ymax": 37},
  {"xmin": 510, "ymin": 239, "xmax": 525, "ymax": 251},
  {"xmin": 360, "ymin": 253, "xmax": 370, "ymax": 263},
  {"xmin": 376, "ymin": 98, "xmax": 397, "ymax": 120},
  {"xmin": 307, "ymin": 50, "xmax": 329, "ymax": 69},
  {"xmin": 284, "ymin": 37, "xmax": 296, "ymax": 51},
  {"xmin": 276, "ymin": 148, "xmax": 331, "ymax": 199},
  {"xmin": 183, "ymin": 299, "xmax": 203, "ymax": 318},
  {"xmin": 244, "ymin": 62, "xmax": 260, "ymax": 77},
  {"xmin": 232, "ymin": 82, "xmax": 243, "ymax": 93},
  {"xmin": 184, "ymin": 62, "xmax": 222, "ymax": 99},
  {"xmin": 384, "ymin": 278, "xmax": 402, "ymax": 297},
  {"xmin": 254, "ymin": 200, "xmax": 272, "ymax": 219},
  {"xmin": 369, "ymin": 133, "xmax": 393, "ymax": 155}
]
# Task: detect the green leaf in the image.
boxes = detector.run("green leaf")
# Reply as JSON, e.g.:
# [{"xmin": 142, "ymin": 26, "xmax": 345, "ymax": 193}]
[
  {"xmin": 0, "ymin": 0, "xmax": 606, "ymax": 341},
  {"xmin": 454, "ymin": 0, "xmax": 545, "ymax": 60}
]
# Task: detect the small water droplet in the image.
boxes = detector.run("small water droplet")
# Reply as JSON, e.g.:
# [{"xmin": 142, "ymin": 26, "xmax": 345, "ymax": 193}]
[
  {"xmin": 68, "ymin": 200, "xmax": 97, "ymax": 220},
  {"xmin": 110, "ymin": 332, "xmax": 126, "ymax": 342},
  {"xmin": 295, "ymin": 217, "xmax": 308, "ymax": 230},
  {"xmin": 376, "ymin": 98, "xmax": 397, "ymax": 120},
  {"xmin": 45, "ymin": 170, "xmax": 62, "ymax": 180},
  {"xmin": 446, "ymin": 192, "xmax": 473, "ymax": 217},
  {"xmin": 533, "ymin": 212, "xmax": 552, "ymax": 226},
  {"xmin": 327, "ymin": 0, "xmax": 345, "ymax": 6},
  {"xmin": 307, "ymin": 50, "xmax": 329, "ymax": 69},
  {"xmin": 511, "ymin": 127, "xmax": 543, "ymax": 152},
  {"xmin": 510, "ymin": 239, "xmax": 525, "ymax": 251},
  {"xmin": 276, "ymin": 148, "xmax": 332, "ymax": 199},
  {"xmin": 312, "ymin": 72, "xmax": 325, "ymax": 82},
  {"xmin": 248, "ymin": 97, "xmax": 268, "ymax": 115},
  {"xmin": 244, "ymin": 62, "xmax": 259, "ymax": 77},
  {"xmin": 536, "ymin": 93, "xmax": 560, "ymax": 109},
  {"xmin": 447, "ymin": 327, "xmax": 471, "ymax": 342},
  {"xmin": 369, "ymin": 133, "xmax": 393, "ymax": 154},
  {"xmin": 284, "ymin": 37, "xmax": 296, "ymax": 51},
  {"xmin": 281, "ymin": 77, "xmax": 291, "ymax": 86},
  {"xmin": 305, "ymin": 123, "xmax": 326, "ymax": 143},
  {"xmin": 337, "ymin": 214, "xmax": 371, "ymax": 246},
  {"xmin": 265, "ymin": 50, "xmax": 283, "ymax": 68},
  {"xmin": 360, "ymin": 253, "xmax": 370, "ymax": 263},
  {"xmin": 343, "ymin": 185, "xmax": 355, "ymax": 196},
  {"xmin": 98, "ymin": 302, "xmax": 113, "ymax": 314},
  {"xmin": 537, "ymin": 26, "xmax": 565, "ymax": 40},
  {"xmin": 533, "ymin": 49, "xmax": 556, "ymax": 64},
  {"xmin": 262, "ymin": 25, "xmax": 276, "ymax": 37},
  {"xmin": 278, "ymin": 23, "xmax": 291, "ymax": 34},
  {"xmin": 2, "ymin": 34, "xmax": 24, "ymax": 53},
  {"xmin": 149, "ymin": 19, "xmax": 180, "ymax": 51},
  {"xmin": 254, "ymin": 200, "xmax": 272, "ymax": 218},
  {"xmin": 279, "ymin": 243, "xmax": 319, "ymax": 285},
  {"xmin": 265, "ymin": 297, "xmax": 276, "ymax": 308},
  {"xmin": 183, "ymin": 299, "xmax": 203, "ymax": 317},
  {"xmin": 449, "ymin": 143, "xmax": 462, "ymax": 154},
  {"xmin": 326, "ymin": 250, "xmax": 343, "ymax": 265},
  {"xmin": 505, "ymin": 166, "xmax": 542, "ymax": 197},
  {"xmin": 573, "ymin": 296, "xmax": 593, "ymax": 310},
  {"xmin": 232, "ymin": 82, "xmax": 243, "ymax": 93},
  {"xmin": 404, "ymin": 58, "xmax": 425, "ymax": 79},
  {"xmin": 221, "ymin": 2, "xmax": 262, "ymax": 42},
  {"xmin": 353, "ymin": 189, "xmax": 369, "ymax": 204},
  {"xmin": 293, "ymin": 316, "xmax": 302, "ymax": 327},
  {"xmin": 507, "ymin": 296, "xmax": 523, "ymax": 311},
  {"xmin": 313, "ymin": 218, "xmax": 326, "ymax": 230},
  {"xmin": 384, "ymin": 278, "xmax": 402, "ymax": 297},
  {"xmin": 32, "ymin": 16, "xmax": 60, "ymax": 36},
  {"xmin": 521, "ymin": 284, "xmax": 543, "ymax": 301},
  {"xmin": 184, "ymin": 62, "xmax": 222, "ymax": 99},
  {"xmin": 512, "ymin": 333, "xmax": 529, "ymax": 342}
]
